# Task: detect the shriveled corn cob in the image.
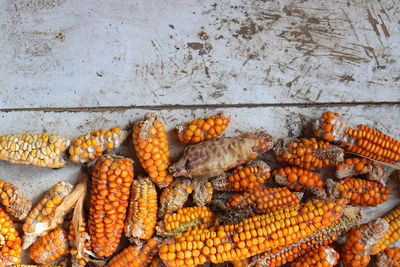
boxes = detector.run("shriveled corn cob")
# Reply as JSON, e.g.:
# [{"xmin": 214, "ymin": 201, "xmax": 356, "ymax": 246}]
[
  {"xmin": 0, "ymin": 179, "xmax": 31, "ymax": 220},
  {"xmin": 0, "ymin": 207, "xmax": 22, "ymax": 265},
  {"xmin": 289, "ymin": 245, "xmax": 339, "ymax": 267},
  {"xmin": 29, "ymin": 227, "xmax": 69, "ymax": 265},
  {"xmin": 68, "ymin": 221, "xmax": 91, "ymax": 266},
  {"xmin": 273, "ymin": 137, "xmax": 344, "ymax": 170},
  {"xmin": 327, "ymin": 177, "xmax": 390, "ymax": 206},
  {"xmin": 372, "ymin": 204, "xmax": 400, "ymax": 254},
  {"xmin": 336, "ymin": 158, "xmax": 382, "ymax": 180},
  {"xmin": 176, "ymin": 112, "xmax": 231, "ymax": 144},
  {"xmin": 89, "ymin": 155, "xmax": 134, "ymax": 258},
  {"xmin": 0, "ymin": 133, "xmax": 69, "ymax": 168},
  {"xmin": 133, "ymin": 112, "xmax": 173, "ymax": 188},
  {"xmin": 159, "ymin": 179, "xmax": 193, "ymax": 219},
  {"xmin": 69, "ymin": 127, "xmax": 128, "ymax": 163},
  {"xmin": 192, "ymin": 179, "xmax": 213, "ymax": 206},
  {"xmin": 376, "ymin": 247, "xmax": 400, "ymax": 267},
  {"xmin": 22, "ymin": 181, "xmax": 73, "ymax": 249},
  {"xmin": 212, "ymin": 160, "xmax": 271, "ymax": 191},
  {"xmin": 124, "ymin": 176, "xmax": 157, "ymax": 241},
  {"xmin": 314, "ymin": 111, "xmax": 400, "ymax": 163}
]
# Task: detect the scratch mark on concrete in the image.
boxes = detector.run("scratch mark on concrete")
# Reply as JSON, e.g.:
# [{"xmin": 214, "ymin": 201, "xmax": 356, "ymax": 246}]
[
  {"xmin": 367, "ymin": 8, "xmax": 381, "ymax": 38},
  {"xmin": 342, "ymin": 9, "xmax": 359, "ymax": 41},
  {"xmin": 378, "ymin": 14, "xmax": 390, "ymax": 37}
]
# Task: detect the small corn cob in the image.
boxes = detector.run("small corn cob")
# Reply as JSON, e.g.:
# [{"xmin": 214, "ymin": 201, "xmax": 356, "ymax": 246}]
[
  {"xmin": 69, "ymin": 127, "xmax": 128, "ymax": 163},
  {"xmin": 150, "ymin": 257, "xmax": 166, "ymax": 267},
  {"xmin": 124, "ymin": 176, "xmax": 158, "ymax": 241},
  {"xmin": 314, "ymin": 111, "xmax": 400, "ymax": 163},
  {"xmin": 0, "ymin": 207, "xmax": 22, "ymax": 265},
  {"xmin": 133, "ymin": 112, "xmax": 173, "ymax": 188},
  {"xmin": 159, "ymin": 178, "xmax": 193, "ymax": 219},
  {"xmin": 192, "ymin": 179, "xmax": 213, "ymax": 206},
  {"xmin": 327, "ymin": 177, "xmax": 390, "ymax": 206},
  {"xmin": 29, "ymin": 227, "xmax": 69, "ymax": 264},
  {"xmin": 22, "ymin": 181, "xmax": 73, "ymax": 249},
  {"xmin": 176, "ymin": 112, "xmax": 231, "ymax": 144},
  {"xmin": 289, "ymin": 245, "xmax": 339, "ymax": 267},
  {"xmin": 89, "ymin": 155, "xmax": 134, "ymax": 258},
  {"xmin": 376, "ymin": 247, "xmax": 400, "ymax": 267},
  {"xmin": 212, "ymin": 160, "xmax": 271, "ymax": 191},
  {"xmin": 372, "ymin": 204, "xmax": 400, "ymax": 254},
  {"xmin": 68, "ymin": 221, "xmax": 91, "ymax": 266},
  {"xmin": 336, "ymin": 157, "xmax": 386, "ymax": 181},
  {"xmin": 106, "ymin": 237, "xmax": 162, "ymax": 267},
  {"xmin": 0, "ymin": 133, "xmax": 70, "ymax": 168},
  {"xmin": 225, "ymin": 187, "xmax": 301, "ymax": 215},
  {"xmin": 0, "ymin": 179, "xmax": 31, "ymax": 220}
]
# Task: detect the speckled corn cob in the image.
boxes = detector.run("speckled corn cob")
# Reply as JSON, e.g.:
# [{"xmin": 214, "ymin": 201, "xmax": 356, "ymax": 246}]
[
  {"xmin": 124, "ymin": 176, "xmax": 158, "ymax": 241},
  {"xmin": 159, "ymin": 179, "xmax": 193, "ymax": 219},
  {"xmin": 375, "ymin": 247, "xmax": 400, "ymax": 267},
  {"xmin": 314, "ymin": 111, "xmax": 400, "ymax": 163},
  {"xmin": 372, "ymin": 205, "xmax": 400, "ymax": 254},
  {"xmin": 69, "ymin": 127, "xmax": 128, "ymax": 163},
  {"xmin": 212, "ymin": 160, "xmax": 271, "ymax": 191},
  {"xmin": 176, "ymin": 112, "xmax": 231, "ymax": 144},
  {"xmin": 22, "ymin": 181, "xmax": 73, "ymax": 249},
  {"xmin": 68, "ymin": 221, "xmax": 91, "ymax": 266},
  {"xmin": 336, "ymin": 157, "xmax": 385, "ymax": 181},
  {"xmin": 0, "ymin": 207, "xmax": 22, "ymax": 265},
  {"xmin": 133, "ymin": 112, "xmax": 173, "ymax": 188},
  {"xmin": 0, "ymin": 179, "xmax": 31, "ymax": 220},
  {"xmin": 192, "ymin": 179, "xmax": 214, "ymax": 206},
  {"xmin": 0, "ymin": 133, "xmax": 70, "ymax": 168},
  {"xmin": 89, "ymin": 155, "xmax": 134, "ymax": 258},
  {"xmin": 289, "ymin": 245, "xmax": 339, "ymax": 267}
]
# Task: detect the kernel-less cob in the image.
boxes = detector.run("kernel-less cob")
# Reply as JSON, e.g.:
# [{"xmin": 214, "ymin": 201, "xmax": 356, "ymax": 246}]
[
  {"xmin": 0, "ymin": 207, "xmax": 22, "ymax": 265},
  {"xmin": 372, "ymin": 204, "xmax": 400, "ymax": 254},
  {"xmin": 159, "ymin": 179, "xmax": 193, "ymax": 219},
  {"xmin": 289, "ymin": 245, "xmax": 339, "ymax": 267},
  {"xmin": 68, "ymin": 221, "xmax": 91, "ymax": 266},
  {"xmin": 192, "ymin": 179, "xmax": 214, "ymax": 206},
  {"xmin": 375, "ymin": 247, "xmax": 400, "ymax": 267},
  {"xmin": 0, "ymin": 179, "xmax": 31, "ymax": 220}
]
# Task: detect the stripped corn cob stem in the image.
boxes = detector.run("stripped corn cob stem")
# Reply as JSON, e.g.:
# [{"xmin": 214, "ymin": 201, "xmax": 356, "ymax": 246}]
[
  {"xmin": 133, "ymin": 113, "xmax": 173, "ymax": 188},
  {"xmin": 0, "ymin": 133, "xmax": 70, "ymax": 168},
  {"xmin": 212, "ymin": 160, "xmax": 271, "ymax": 191},
  {"xmin": 0, "ymin": 207, "xmax": 22, "ymax": 265},
  {"xmin": 372, "ymin": 204, "xmax": 400, "ymax": 254},
  {"xmin": 68, "ymin": 221, "xmax": 91, "ymax": 266},
  {"xmin": 107, "ymin": 237, "xmax": 162, "ymax": 267},
  {"xmin": 376, "ymin": 247, "xmax": 400, "ymax": 267},
  {"xmin": 30, "ymin": 227, "xmax": 69, "ymax": 265},
  {"xmin": 159, "ymin": 179, "xmax": 193, "ymax": 219},
  {"xmin": 289, "ymin": 245, "xmax": 339, "ymax": 267},
  {"xmin": 327, "ymin": 177, "xmax": 390, "ymax": 207},
  {"xmin": 89, "ymin": 155, "xmax": 134, "ymax": 258},
  {"xmin": 273, "ymin": 138, "xmax": 344, "ymax": 170},
  {"xmin": 69, "ymin": 127, "xmax": 128, "ymax": 163},
  {"xmin": 22, "ymin": 181, "xmax": 73, "ymax": 249},
  {"xmin": 171, "ymin": 132, "xmax": 274, "ymax": 179},
  {"xmin": 124, "ymin": 176, "xmax": 157, "ymax": 241},
  {"xmin": 314, "ymin": 111, "xmax": 400, "ymax": 163},
  {"xmin": 177, "ymin": 113, "xmax": 231, "ymax": 144},
  {"xmin": 0, "ymin": 179, "xmax": 31, "ymax": 220},
  {"xmin": 225, "ymin": 187, "xmax": 301, "ymax": 215},
  {"xmin": 192, "ymin": 179, "xmax": 213, "ymax": 206}
]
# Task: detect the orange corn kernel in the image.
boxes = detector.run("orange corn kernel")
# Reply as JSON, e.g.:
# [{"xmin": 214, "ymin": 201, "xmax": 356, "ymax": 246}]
[{"xmin": 0, "ymin": 179, "xmax": 31, "ymax": 220}]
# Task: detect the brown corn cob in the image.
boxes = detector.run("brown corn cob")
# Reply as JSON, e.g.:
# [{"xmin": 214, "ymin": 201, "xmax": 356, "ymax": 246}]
[
  {"xmin": 68, "ymin": 221, "xmax": 91, "ymax": 266},
  {"xmin": 192, "ymin": 179, "xmax": 213, "ymax": 206},
  {"xmin": 159, "ymin": 178, "xmax": 193, "ymax": 219},
  {"xmin": 0, "ymin": 207, "xmax": 22, "ymax": 265},
  {"xmin": 327, "ymin": 177, "xmax": 390, "ymax": 207},
  {"xmin": 372, "ymin": 204, "xmax": 400, "ymax": 254},
  {"xmin": 314, "ymin": 111, "xmax": 400, "ymax": 163},
  {"xmin": 133, "ymin": 112, "xmax": 173, "ymax": 188},
  {"xmin": 0, "ymin": 133, "xmax": 70, "ymax": 168},
  {"xmin": 124, "ymin": 176, "xmax": 158, "ymax": 241},
  {"xmin": 0, "ymin": 179, "xmax": 31, "ymax": 220},
  {"xmin": 69, "ymin": 127, "xmax": 128, "ymax": 163},
  {"xmin": 273, "ymin": 137, "xmax": 344, "ymax": 170},
  {"xmin": 89, "ymin": 155, "xmax": 134, "ymax": 258},
  {"xmin": 289, "ymin": 245, "xmax": 339, "ymax": 267},
  {"xmin": 22, "ymin": 181, "xmax": 73, "ymax": 249},
  {"xmin": 376, "ymin": 247, "xmax": 400, "ymax": 267},
  {"xmin": 212, "ymin": 160, "xmax": 271, "ymax": 191},
  {"xmin": 106, "ymin": 237, "xmax": 162, "ymax": 267},
  {"xmin": 176, "ymin": 112, "xmax": 231, "ymax": 144}
]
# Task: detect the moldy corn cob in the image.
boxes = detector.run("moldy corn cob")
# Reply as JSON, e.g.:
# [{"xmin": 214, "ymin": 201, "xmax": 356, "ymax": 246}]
[
  {"xmin": 68, "ymin": 221, "xmax": 91, "ymax": 266},
  {"xmin": 0, "ymin": 179, "xmax": 31, "ymax": 220},
  {"xmin": 192, "ymin": 179, "xmax": 213, "ymax": 206},
  {"xmin": 336, "ymin": 157, "xmax": 385, "ymax": 181},
  {"xmin": 376, "ymin": 247, "xmax": 400, "ymax": 267},
  {"xmin": 0, "ymin": 207, "xmax": 22, "ymax": 265},
  {"xmin": 159, "ymin": 178, "xmax": 193, "ymax": 219},
  {"xmin": 372, "ymin": 204, "xmax": 400, "ymax": 254},
  {"xmin": 289, "ymin": 245, "xmax": 339, "ymax": 267}
]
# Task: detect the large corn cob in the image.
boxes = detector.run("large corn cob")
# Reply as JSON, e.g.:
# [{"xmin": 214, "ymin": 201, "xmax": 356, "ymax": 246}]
[
  {"xmin": 314, "ymin": 111, "xmax": 400, "ymax": 163},
  {"xmin": 69, "ymin": 127, "xmax": 128, "ymax": 163},
  {"xmin": 124, "ymin": 176, "xmax": 158, "ymax": 241},
  {"xmin": 0, "ymin": 207, "xmax": 22, "ymax": 265},
  {"xmin": 0, "ymin": 179, "xmax": 31, "ymax": 220},
  {"xmin": 192, "ymin": 179, "xmax": 213, "ymax": 206},
  {"xmin": 376, "ymin": 247, "xmax": 400, "ymax": 267},
  {"xmin": 22, "ymin": 181, "xmax": 73, "ymax": 249},
  {"xmin": 89, "ymin": 155, "xmax": 134, "ymax": 258},
  {"xmin": 0, "ymin": 133, "xmax": 69, "ymax": 168},
  {"xmin": 133, "ymin": 113, "xmax": 173, "ymax": 188},
  {"xmin": 372, "ymin": 204, "xmax": 400, "ymax": 254},
  {"xmin": 176, "ymin": 112, "xmax": 231, "ymax": 144},
  {"xmin": 336, "ymin": 157, "xmax": 385, "ymax": 181},
  {"xmin": 159, "ymin": 179, "xmax": 193, "ymax": 219},
  {"xmin": 68, "ymin": 221, "xmax": 91, "ymax": 266}
]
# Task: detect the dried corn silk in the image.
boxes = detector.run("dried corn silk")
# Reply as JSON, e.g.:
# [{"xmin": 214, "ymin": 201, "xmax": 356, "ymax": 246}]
[{"xmin": 0, "ymin": 179, "xmax": 31, "ymax": 220}]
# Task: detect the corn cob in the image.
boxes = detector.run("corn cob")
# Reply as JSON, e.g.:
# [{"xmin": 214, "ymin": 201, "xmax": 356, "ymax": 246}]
[
  {"xmin": 225, "ymin": 187, "xmax": 301, "ymax": 215},
  {"xmin": 289, "ymin": 245, "xmax": 339, "ymax": 267},
  {"xmin": 89, "ymin": 155, "xmax": 134, "ymax": 258},
  {"xmin": 22, "ymin": 181, "xmax": 73, "ymax": 249},
  {"xmin": 212, "ymin": 160, "xmax": 271, "ymax": 191},
  {"xmin": 171, "ymin": 132, "xmax": 274, "ymax": 179},
  {"xmin": 106, "ymin": 237, "xmax": 162, "ymax": 267},
  {"xmin": 326, "ymin": 177, "xmax": 390, "ymax": 207},
  {"xmin": 133, "ymin": 112, "xmax": 173, "ymax": 188},
  {"xmin": 159, "ymin": 178, "xmax": 193, "ymax": 219},
  {"xmin": 0, "ymin": 207, "xmax": 22, "ymax": 265},
  {"xmin": 314, "ymin": 111, "xmax": 400, "ymax": 163},
  {"xmin": 17, "ymin": 265, "xmax": 62, "ymax": 267},
  {"xmin": 0, "ymin": 179, "xmax": 31, "ymax": 220},
  {"xmin": 372, "ymin": 204, "xmax": 400, "ymax": 254},
  {"xmin": 192, "ymin": 179, "xmax": 213, "ymax": 206},
  {"xmin": 150, "ymin": 257, "xmax": 166, "ymax": 267},
  {"xmin": 274, "ymin": 137, "xmax": 344, "ymax": 170},
  {"xmin": 176, "ymin": 112, "xmax": 231, "ymax": 144},
  {"xmin": 376, "ymin": 247, "xmax": 400, "ymax": 267},
  {"xmin": 69, "ymin": 127, "xmax": 128, "ymax": 163},
  {"xmin": 68, "ymin": 221, "xmax": 91, "ymax": 266},
  {"xmin": 0, "ymin": 133, "xmax": 69, "ymax": 168},
  {"xmin": 231, "ymin": 258, "xmax": 249, "ymax": 266},
  {"xmin": 124, "ymin": 176, "xmax": 158, "ymax": 241}
]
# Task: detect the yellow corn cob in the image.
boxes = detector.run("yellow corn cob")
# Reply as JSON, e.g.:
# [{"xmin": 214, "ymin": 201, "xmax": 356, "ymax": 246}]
[
  {"xmin": 372, "ymin": 205, "xmax": 400, "ymax": 254},
  {"xmin": 69, "ymin": 127, "xmax": 128, "ymax": 163},
  {"xmin": 159, "ymin": 179, "xmax": 193, "ymax": 219},
  {"xmin": 89, "ymin": 155, "xmax": 134, "ymax": 258},
  {"xmin": 133, "ymin": 112, "xmax": 173, "ymax": 188},
  {"xmin": 176, "ymin": 112, "xmax": 231, "ymax": 144},
  {"xmin": 336, "ymin": 157, "xmax": 386, "ymax": 181},
  {"xmin": 0, "ymin": 133, "xmax": 69, "ymax": 168},
  {"xmin": 289, "ymin": 245, "xmax": 339, "ymax": 267},
  {"xmin": 29, "ymin": 227, "xmax": 69, "ymax": 264},
  {"xmin": 0, "ymin": 207, "xmax": 22, "ymax": 265},
  {"xmin": 0, "ymin": 179, "xmax": 31, "ymax": 220},
  {"xmin": 124, "ymin": 176, "xmax": 158, "ymax": 241},
  {"xmin": 192, "ymin": 179, "xmax": 214, "ymax": 206},
  {"xmin": 68, "ymin": 221, "xmax": 91, "ymax": 266},
  {"xmin": 22, "ymin": 181, "xmax": 73, "ymax": 249},
  {"xmin": 375, "ymin": 247, "xmax": 400, "ymax": 267}
]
